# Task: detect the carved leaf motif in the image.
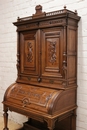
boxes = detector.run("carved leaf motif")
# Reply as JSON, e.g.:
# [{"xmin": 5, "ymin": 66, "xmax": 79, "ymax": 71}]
[
  {"xmin": 27, "ymin": 42, "xmax": 33, "ymax": 62},
  {"xmin": 49, "ymin": 41, "xmax": 57, "ymax": 64}
]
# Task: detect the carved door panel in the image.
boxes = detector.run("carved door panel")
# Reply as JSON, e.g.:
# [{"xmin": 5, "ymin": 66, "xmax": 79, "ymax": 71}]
[
  {"xmin": 41, "ymin": 28, "xmax": 64, "ymax": 81},
  {"xmin": 20, "ymin": 30, "xmax": 40, "ymax": 77}
]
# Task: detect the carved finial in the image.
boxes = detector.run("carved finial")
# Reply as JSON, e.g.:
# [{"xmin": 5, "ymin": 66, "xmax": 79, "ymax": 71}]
[
  {"xmin": 75, "ymin": 10, "xmax": 78, "ymax": 15},
  {"xmin": 35, "ymin": 5, "xmax": 42, "ymax": 14},
  {"xmin": 33, "ymin": 5, "xmax": 45, "ymax": 18},
  {"xmin": 64, "ymin": 6, "xmax": 67, "ymax": 12},
  {"xmin": 17, "ymin": 17, "xmax": 20, "ymax": 21},
  {"xmin": 64, "ymin": 5, "xmax": 66, "ymax": 9}
]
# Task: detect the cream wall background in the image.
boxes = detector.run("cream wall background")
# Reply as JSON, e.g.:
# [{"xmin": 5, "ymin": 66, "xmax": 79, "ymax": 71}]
[{"xmin": 0, "ymin": 0, "xmax": 87, "ymax": 130}]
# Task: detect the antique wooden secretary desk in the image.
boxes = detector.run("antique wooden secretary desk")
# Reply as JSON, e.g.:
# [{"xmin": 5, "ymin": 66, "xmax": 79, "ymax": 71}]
[{"xmin": 3, "ymin": 5, "xmax": 80, "ymax": 130}]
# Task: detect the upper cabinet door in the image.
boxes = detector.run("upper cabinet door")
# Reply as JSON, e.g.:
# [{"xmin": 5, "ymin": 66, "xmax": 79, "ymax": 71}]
[
  {"xmin": 41, "ymin": 28, "xmax": 64, "ymax": 80},
  {"xmin": 20, "ymin": 30, "xmax": 40, "ymax": 77}
]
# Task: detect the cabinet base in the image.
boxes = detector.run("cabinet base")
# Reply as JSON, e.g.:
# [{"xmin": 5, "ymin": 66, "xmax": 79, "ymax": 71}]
[
  {"xmin": 23, "ymin": 119, "xmax": 48, "ymax": 130},
  {"xmin": 20, "ymin": 115, "xmax": 75, "ymax": 130}
]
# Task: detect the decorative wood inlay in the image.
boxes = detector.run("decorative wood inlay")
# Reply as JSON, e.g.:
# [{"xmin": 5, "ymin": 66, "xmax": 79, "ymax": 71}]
[
  {"xmin": 49, "ymin": 41, "xmax": 57, "ymax": 65},
  {"xmin": 27, "ymin": 42, "xmax": 33, "ymax": 63}
]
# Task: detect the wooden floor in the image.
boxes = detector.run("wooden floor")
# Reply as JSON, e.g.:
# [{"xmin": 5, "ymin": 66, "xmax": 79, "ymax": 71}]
[{"xmin": 0, "ymin": 116, "xmax": 23, "ymax": 130}]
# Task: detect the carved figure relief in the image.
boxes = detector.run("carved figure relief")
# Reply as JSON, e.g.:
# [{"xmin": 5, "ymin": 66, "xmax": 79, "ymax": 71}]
[
  {"xmin": 27, "ymin": 42, "xmax": 33, "ymax": 62},
  {"xmin": 49, "ymin": 41, "xmax": 57, "ymax": 64}
]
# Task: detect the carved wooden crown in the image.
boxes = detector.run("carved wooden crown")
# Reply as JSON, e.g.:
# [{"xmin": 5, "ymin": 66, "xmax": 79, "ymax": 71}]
[
  {"xmin": 33, "ymin": 5, "xmax": 46, "ymax": 18},
  {"xmin": 17, "ymin": 5, "xmax": 78, "ymax": 22}
]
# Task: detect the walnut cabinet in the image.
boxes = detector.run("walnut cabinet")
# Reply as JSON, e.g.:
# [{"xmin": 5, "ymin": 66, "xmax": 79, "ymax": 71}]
[{"xmin": 3, "ymin": 5, "xmax": 80, "ymax": 130}]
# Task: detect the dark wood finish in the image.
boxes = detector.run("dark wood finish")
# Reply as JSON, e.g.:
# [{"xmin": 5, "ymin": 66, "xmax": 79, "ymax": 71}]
[{"xmin": 2, "ymin": 5, "xmax": 80, "ymax": 130}]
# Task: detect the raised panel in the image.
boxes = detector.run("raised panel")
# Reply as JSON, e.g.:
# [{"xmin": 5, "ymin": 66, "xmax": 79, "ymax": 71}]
[
  {"xmin": 68, "ymin": 56, "xmax": 76, "ymax": 78},
  {"xmin": 46, "ymin": 38, "xmax": 59, "ymax": 69},
  {"xmin": 20, "ymin": 30, "xmax": 39, "ymax": 76},
  {"xmin": 68, "ymin": 27, "xmax": 77, "ymax": 52},
  {"xmin": 41, "ymin": 28, "xmax": 64, "ymax": 78},
  {"xmin": 24, "ymin": 40, "xmax": 35, "ymax": 68}
]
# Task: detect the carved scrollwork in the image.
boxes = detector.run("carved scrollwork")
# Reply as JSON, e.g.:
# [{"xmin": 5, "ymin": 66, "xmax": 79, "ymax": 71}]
[{"xmin": 49, "ymin": 41, "xmax": 57, "ymax": 64}]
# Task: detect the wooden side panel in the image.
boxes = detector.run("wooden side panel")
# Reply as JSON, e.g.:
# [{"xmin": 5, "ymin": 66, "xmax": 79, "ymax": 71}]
[
  {"xmin": 68, "ymin": 56, "xmax": 76, "ymax": 78},
  {"xmin": 52, "ymin": 88, "xmax": 76, "ymax": 114},
  {"xmin": 67, "ymin": 26, "xmax": 77, "ymax": 79},
  {"xmin": 67, "ymin": 27, "xmax": 77, "ymax": 52}
]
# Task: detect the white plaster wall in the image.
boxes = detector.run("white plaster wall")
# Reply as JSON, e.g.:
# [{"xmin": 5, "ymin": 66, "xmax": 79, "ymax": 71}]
[{"xmin": 0, "ymin": 0, "xmax": 87, "ymax": 129}]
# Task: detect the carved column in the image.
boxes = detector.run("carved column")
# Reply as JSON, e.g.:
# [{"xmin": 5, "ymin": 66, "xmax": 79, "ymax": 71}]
[
  {"xmin": 16, "ymin": 30, "xmax": 20, "ymax": 81},
  {"xmin": 62, "ymin": 25, "xmax": 67, "ymax": 86}
]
